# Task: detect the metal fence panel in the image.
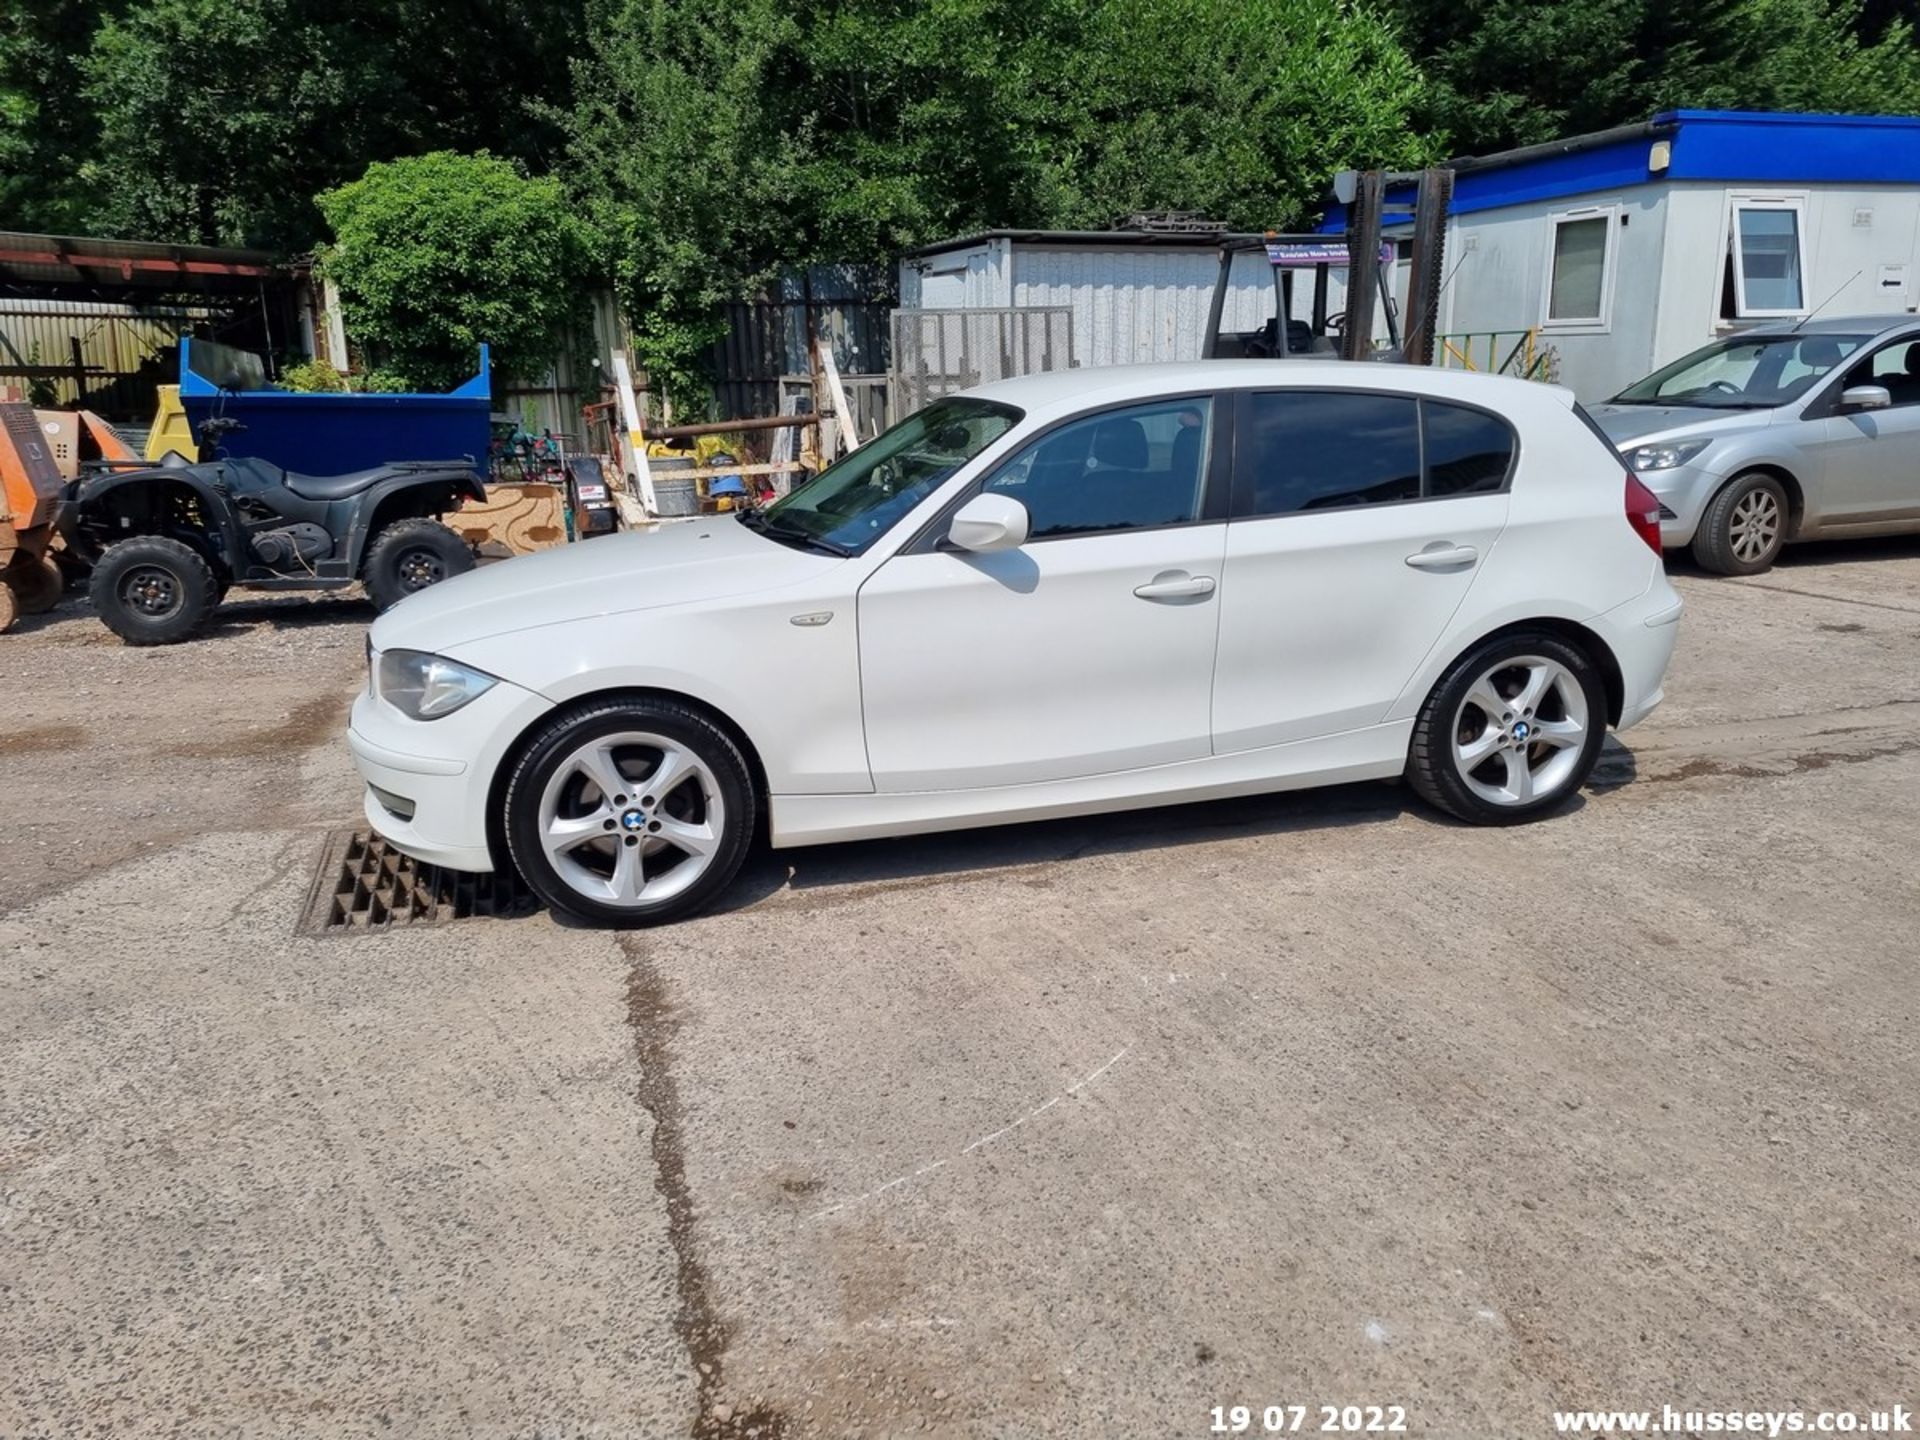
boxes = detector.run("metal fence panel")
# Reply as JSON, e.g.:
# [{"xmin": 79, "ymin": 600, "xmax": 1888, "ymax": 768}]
[{"xmin": 888, "ymin": 307, "xmax": 1075, "ymax": 417}]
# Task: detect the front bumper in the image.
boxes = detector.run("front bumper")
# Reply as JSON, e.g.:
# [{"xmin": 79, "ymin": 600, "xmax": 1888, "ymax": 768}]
[
  {"xmin": 1638, "ymin": 462, "xmax": 1729, "ymax": 548},
  {"xmin": 346, "ymin": 677, "xmax": 553, "ymax": 873}
]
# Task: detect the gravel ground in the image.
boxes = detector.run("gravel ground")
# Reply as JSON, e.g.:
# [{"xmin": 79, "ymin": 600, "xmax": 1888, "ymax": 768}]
[{"xmin": 3, "ymin": 540, "xmax": 1918, "ymax": 1439}]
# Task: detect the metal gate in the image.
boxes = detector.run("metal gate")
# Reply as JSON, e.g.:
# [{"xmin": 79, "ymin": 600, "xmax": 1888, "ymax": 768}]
[{"xmin": 888, "ymin": 307, "xmax": 1075, "ymax": 416}]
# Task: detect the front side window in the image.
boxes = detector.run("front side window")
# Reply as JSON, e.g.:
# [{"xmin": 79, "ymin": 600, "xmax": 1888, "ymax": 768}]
[
  {"xmin": 1546, "ymin": 211, "xmax": 1613, "ymax": 325},
  {"xmin": 1613, "ymin": 333, "xmax": 1865, "ymax": 409},
  {"xmin": 981, "ymin": 397, "xmax": 1212, "ymax": 538},
  {"xmin": 755, "ymin": 397, "xmax": 1021, "ymax": 553},
  {"xmin": 1841, "ymin": 337, "xmax": 1920, "ymax": 406},
  {"xmin": 1235, "ymin": 392, "xmax": 1514, "ymax": 518},
  {"xmin": 1731, "ymin": 203, "xmax": 1806, "ymax": 315}
]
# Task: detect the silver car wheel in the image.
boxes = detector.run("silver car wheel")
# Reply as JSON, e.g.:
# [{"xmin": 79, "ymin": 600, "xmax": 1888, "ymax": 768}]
[
  {"xmin": 536, "ymin": 730, "xmax": 726, "ymax": 907},
  {"xmin": 1728, "ymin": 488, "xmax": 1782, "ymax": 564},
  {"xmin": 1451, "ymin": 655, "xmax": 1589, "ymax": 807}
]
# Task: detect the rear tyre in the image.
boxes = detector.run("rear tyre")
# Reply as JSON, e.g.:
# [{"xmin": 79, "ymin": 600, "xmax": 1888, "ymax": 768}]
[
  {"xmin": 87, "ymin": 535, "xmax": 220, "ymax": 646},
  {"xmin": 0, "ymin": 580, "xmax": 17, "ymax": 635},
  {"xmin": 1692, "ymin": 471, "xmax": 1788, "ymax": 575},
  {"xmin": 363, "ymin": 518, "xmax": 474, "ymax": 610},
  {"xmin": 1406, "ymin": 631, "xmax": 1608, "ymax": 826},
  {"xmin": 8, "ymin": 555, "xmax": 64, "ymax": 615},
  {"xmin": 503, "ymin": 697, "xmax": 757, "ymax": 927}
]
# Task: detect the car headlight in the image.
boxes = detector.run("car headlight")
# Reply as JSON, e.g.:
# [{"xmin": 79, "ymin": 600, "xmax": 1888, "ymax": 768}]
[
  {"xmin": 376, "ymin": 648, "xmax": 498, "ymax": 720},
  {"xmin": 1625, "ymin": 439, "xmax": 1710, "ymax": 472}
]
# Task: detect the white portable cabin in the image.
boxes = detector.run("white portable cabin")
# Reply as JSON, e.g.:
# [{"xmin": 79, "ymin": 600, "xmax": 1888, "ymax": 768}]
[
  {"xmin": 897, "ymin": 229, "xmax": 1286, "ymax": 369},
  {"xmin": 1319, "ymin": 110, "xmax": 1920, "ymax": 401}
]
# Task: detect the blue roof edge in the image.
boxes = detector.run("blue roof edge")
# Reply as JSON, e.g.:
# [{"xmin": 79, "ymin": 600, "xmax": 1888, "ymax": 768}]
[{"xmin": 1317, "ymin": 109, "xmax": 1920, "ymax": 230}]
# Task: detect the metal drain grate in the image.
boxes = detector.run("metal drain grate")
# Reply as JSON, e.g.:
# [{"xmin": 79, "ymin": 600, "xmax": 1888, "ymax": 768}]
[{"xmin": 298, "ymin": 828, "xmax": 541, "ymax": 934}]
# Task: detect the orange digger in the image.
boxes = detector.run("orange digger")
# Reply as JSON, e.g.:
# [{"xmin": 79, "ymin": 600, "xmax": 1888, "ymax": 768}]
[{"xmin": 0, "ymin": 403, "xmax": 136, "ymax": 632}]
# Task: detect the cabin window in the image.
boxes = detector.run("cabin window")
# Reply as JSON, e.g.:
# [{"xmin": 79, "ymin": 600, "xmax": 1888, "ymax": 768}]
[
  {"xmin": 1543, "ymin": 207, "xmax": 1617, "ymax": 329},
  {"xmin": 1728, "ymin": 199, "xmax": 1807, "ymax": 317}
]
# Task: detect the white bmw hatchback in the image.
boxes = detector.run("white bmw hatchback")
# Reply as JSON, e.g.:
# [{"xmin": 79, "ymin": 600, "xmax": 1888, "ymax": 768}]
[{"xmin": 349, "ymin": 361, "xmax": 1682, "ymax": 925}]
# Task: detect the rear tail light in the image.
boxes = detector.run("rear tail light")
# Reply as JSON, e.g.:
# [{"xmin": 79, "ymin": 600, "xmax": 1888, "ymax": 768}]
[{"xmin": 1624, "ymin": 473, "xmax": 1664, "ymax": 556}]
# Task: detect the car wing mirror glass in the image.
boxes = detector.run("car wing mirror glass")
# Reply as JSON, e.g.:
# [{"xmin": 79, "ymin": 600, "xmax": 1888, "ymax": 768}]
[
  {"xmin": 945, "ymin": 493, "xmax": 1030, "ymax": 553},
  {"xmin": 1840, "ymin": 384, "xmax": 1892, "ymax": 411}
]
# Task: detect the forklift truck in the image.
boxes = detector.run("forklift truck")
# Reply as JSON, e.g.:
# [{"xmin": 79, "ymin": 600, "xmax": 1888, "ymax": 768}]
[{"xmin": 1202, "ymin": 168, "xmax": 1454, "ymax": 365}]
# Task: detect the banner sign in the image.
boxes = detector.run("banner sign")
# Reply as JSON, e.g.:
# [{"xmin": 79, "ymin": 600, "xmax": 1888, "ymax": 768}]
[{"xmin": 1266, "ymin": 241, "xmax": 1395, "ymax": 269}]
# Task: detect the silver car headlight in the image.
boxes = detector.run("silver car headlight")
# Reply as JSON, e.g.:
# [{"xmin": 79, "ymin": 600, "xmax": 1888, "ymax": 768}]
[
  {"xmin": 377, "ymin": 648, "xmax": 498, "ymax": 720},
  {"xmin": 1626, "ymin": 438, "xmax": 1710, "ymax": 472}
]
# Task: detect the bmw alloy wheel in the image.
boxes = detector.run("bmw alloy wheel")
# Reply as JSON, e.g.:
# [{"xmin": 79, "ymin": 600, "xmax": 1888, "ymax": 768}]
[
  {"xmin": 534, "ymin": 730, "xmax": 725, "ymax": 907},
  {"xmin": 1450, "ymin": 655, "xmax": 1590, "ymax": 807}
]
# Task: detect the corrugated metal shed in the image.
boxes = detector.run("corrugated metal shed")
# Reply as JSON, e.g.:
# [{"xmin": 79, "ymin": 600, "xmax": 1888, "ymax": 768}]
[
  {"xmin": 899, "ymin": 231, "xmax": 1281, "ymax": 368},
  {"xmin": 0, "ymin": 230, "xmax": 297, "ymax": 301}
]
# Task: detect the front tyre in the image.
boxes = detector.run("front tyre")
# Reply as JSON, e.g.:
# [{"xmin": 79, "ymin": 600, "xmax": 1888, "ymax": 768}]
[
  {"xmin": 362, "ymin": 518, "xmax": 474, "ymax": 610},
  {"xmin": 87, "ymin": 535, "xmax": 220, "ymax": 645},
  {"xmin": 1406, "ymin": 631, "xmax": 1608, "ymax": 825},
  {"xmin": 1692, "ymin": 471, "xmax": 1788, "ymax": 575},
  {"xmin": 503, "ymin": 698, "xmax": 757, "ymax": 927}
]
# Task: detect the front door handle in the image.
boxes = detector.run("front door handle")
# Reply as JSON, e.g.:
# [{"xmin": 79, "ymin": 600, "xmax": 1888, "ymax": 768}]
[
  {"xmin": 1405, "ymin": 544, "xmax": 1478, "ymax": 570},
  {"xmin": 1133, "ymin": 571, "xmax": 1216, "ymax": 601}
]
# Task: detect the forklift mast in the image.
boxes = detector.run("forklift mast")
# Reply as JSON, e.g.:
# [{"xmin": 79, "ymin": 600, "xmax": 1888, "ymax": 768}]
[{"xmin": 1201, "ymin": 167, "xmax": 1454, "ymax": 364}]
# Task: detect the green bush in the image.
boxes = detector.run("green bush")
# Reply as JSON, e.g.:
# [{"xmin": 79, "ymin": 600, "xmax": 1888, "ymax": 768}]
[
  {"xmin": 278, "ymin": 358, "xmax": 350, "ymax": 393},
  {"xmin": 317, "ymin": 151, "xmax": 598, "ymax": 393}
]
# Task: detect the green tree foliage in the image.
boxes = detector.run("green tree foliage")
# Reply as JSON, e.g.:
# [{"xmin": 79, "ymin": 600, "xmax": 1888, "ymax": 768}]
[
  {"xmin": 568, "ymin": 0, "xmax": 1437, "ymax": 387},
  {"xmin": 0, "ymin": 0, "xmax": 120, "ymax": 233},
  {"xmin": 317, "ymin": 151, "xmax": 597, "ymax": 390},
  {"xmin": 1388, "ymin": 0, "xmax": 1920, "ymax": 154},
  {"xmin": 19, "ymin": 0, "xmax": 581, "ymax": 247}
]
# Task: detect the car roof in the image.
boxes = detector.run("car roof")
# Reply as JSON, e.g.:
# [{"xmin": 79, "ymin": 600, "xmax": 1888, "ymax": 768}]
[
  {"xmin": 1734, "ymin": 314, "xmax": 1920, "ymax": 338},
  {"xmin": 958, "ymin": 359, "xmax": 1571, "ymax": 417}
]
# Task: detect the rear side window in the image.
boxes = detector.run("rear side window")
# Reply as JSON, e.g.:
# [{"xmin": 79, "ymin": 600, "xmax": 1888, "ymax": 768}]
[
  {"xmin": 1424, "ymin": 402, "xmax": 1514, "ymax": 497},
  {"xmin": 1235, "ymin": 391, "xmax": 1515, "ymax": 518}
]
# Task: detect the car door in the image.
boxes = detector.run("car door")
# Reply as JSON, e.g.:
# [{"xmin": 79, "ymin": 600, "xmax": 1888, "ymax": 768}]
[
  {"xmin": 1211, "ymin": 388, "xmax": 1512, "ymax": 752},
  {"xmin": 1806, "ymin": 335, "xmax": 1920, "ymax": 523},
  {"xmin": 857, "ymin": 394, "xmax": 1227, "ymax": 792}
]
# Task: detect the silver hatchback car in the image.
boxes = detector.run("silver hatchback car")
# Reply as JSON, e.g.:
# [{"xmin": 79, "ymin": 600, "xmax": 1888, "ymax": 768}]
[{"xmin": 1589, "ymin": 316, "xmax": 1920, "ymax": 573}]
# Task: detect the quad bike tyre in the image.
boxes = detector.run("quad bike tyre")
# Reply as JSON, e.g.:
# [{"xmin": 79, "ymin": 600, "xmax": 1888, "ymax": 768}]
[
  {"xmin": 7, "ymin": 555, "xmax": 65, "ymax": 615},
  {"xmin": 363, "ymin": 518, "xmax": 474, "ymax": 611},
  {"xmin": 88, "ymin": 535, "xmax": 221, "ymax": 646},
  {"xmin": 0, "ymin": 578, "xmax": 17, "ymax": 635}
]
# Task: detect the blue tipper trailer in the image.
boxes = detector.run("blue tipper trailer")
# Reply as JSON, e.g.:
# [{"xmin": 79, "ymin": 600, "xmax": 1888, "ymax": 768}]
[{"xmin": 178, "ymin": 338, "xmax": 491, "ymax": 476}]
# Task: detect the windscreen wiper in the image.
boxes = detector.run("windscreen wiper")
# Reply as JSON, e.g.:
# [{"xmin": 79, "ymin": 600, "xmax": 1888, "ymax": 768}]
[{"xmin": 736, "ymin": 508, "xmax": 853, "ymax": 557}]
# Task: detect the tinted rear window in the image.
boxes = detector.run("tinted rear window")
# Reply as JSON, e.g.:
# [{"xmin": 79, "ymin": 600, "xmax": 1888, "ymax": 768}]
[
  {"xmin": 1235, "ymin": 391, "xmax": 1515, "ymax": 517},
  {"xmin": 1424, "ymin": 401, "xmax": 1515, "ymax": 497},
  {"xmin": 1239, "ymin": 392, "xmax": 1421, "ymax": 515}
]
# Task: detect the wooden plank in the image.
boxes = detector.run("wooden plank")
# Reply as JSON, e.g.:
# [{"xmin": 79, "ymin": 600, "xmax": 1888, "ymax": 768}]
[
  {"xmin": 673, "ymin": 461, "xmax": 809, "ymax": 482},
  {"xmin": 815, "ymin": 336, "xmax": 859, "ymax": 455},
  {"xmin": 610, "ymin": 351, "xmax": 655, "ymax": 516}
]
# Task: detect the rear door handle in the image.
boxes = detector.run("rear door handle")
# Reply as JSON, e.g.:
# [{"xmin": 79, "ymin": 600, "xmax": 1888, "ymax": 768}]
[
  {"xmin": 1133, "ymin": 571, "xmax": 1216, "ymax": 601},
  {"xmin": 1405, "ymin": 544, "xmax": 1478, "ymax": 570}
]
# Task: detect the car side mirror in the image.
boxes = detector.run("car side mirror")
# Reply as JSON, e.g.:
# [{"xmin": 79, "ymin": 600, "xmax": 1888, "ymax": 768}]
[
  {"xmin": 945, "ymin": 493, "xmax": 1030, "ymax": 553},
  {"xmin": 1840, "ymin": 384, "xmax": 1892, "ymax": 411}
]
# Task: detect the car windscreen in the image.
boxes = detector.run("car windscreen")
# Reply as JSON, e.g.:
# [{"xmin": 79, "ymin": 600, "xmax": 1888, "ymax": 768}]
[
  {"xmin": 1612, "ymin": 333, "xmax": 1868, "ymax": 409},
  {"xmin": 752, "ymin": 397, "xmax": 1023, "ymax": 554}
]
